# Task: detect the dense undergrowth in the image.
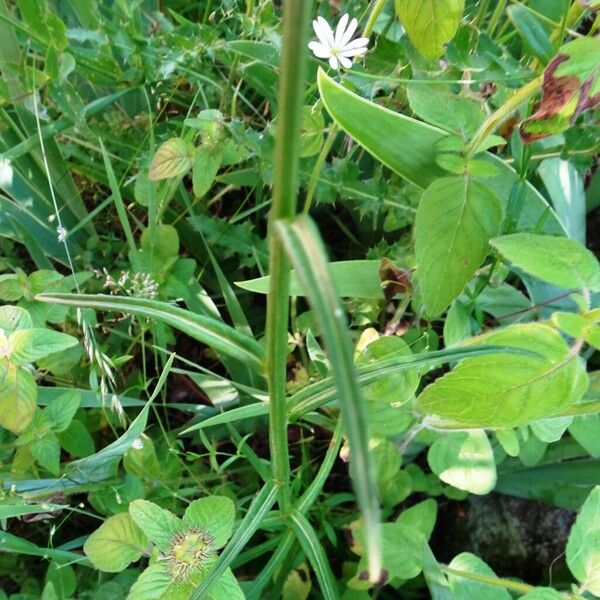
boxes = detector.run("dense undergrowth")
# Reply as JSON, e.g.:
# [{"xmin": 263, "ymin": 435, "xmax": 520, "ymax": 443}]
[{"xmin": 0, "ymin": 0, "xmax": 600, "ymax": 598}]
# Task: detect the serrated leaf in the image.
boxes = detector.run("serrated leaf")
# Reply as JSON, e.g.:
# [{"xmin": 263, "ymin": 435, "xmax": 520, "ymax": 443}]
[
  {"xmin": 126, "ymin": 563, "xmax": 171, "ymax": 600},
  {"xmin": 8, "ymin": 329, "xmax": 78, "ymax": 365},
  {"xmin": 129, "ymin": 500, "xmax": 182, "ymax": 551},
  {"xmin": 566, "ymin": 486, "xmax": 600, "ymax": 594},
  {"xmin": 357, "ymin": 336, "xmax": 420, "ymax": 406},
  {"xmin": 415, "ymin": 177, "xmax": 502, "ymax": 316},
  {"xmin": 395, "ymin": 0, "xmax": 465, "ymax": 59},
  {"xmin": 149, "ymin": 138, "xmax": 194, "ymax": 181},
  {"xmin": 569, "ymin": 415, "xmax": 600, "ymax": 458},
  {"xmin": 428, "ymin": 430, "xmax": 496, "ymax": 494},
  {"xmin": 183, "ymin": 496, "xmax": 235, "ymax": 549},
  {"xmin": 0, "ymin": 363, "xmax": 36, "ymax": 433},
  {"xmin": 84, "ymin": 513, "xmax": 149, "ymax": 572},
  {"xmin": 520, "ymin": 38, "xmax": 600, "ymax": 142},
  {"xmin": 45, "ymin": 391, "xmax": 80, "ymax": 433},
  {"xmin": 491, "ymin": 233, "xmax": 600, "ymax": 291},
  {"xmin": 417, "ymin": 324, "xmax": 587, "ymax": 428}
]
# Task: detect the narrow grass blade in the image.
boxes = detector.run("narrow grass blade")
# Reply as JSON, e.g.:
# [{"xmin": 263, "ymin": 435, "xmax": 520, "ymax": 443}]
[
  {"xmin": 99, "ymin": 139, "xmax": 136, "ymax": 254},
  {"xmin": 276, "ymin": 214, "xmax": 382, "ymax": 582},
  {"xmin": 288, "ymin": 510, "xmax": 340, "ymax": 600},
  {"xmin": 245, "ymin": 531, "xmax": 296, "ymax": 600},
  {"xmin": 35, "ymin": 293, "xmax": 265, "ymax": 371},
  {"xmin": 66, "ymin": 353, "xmax": 175, "ymax": 483},
  {"xmin": 185, "ymin": 345, "xmax": 521, "ymax": 430},
  {"xmin": 189, "ymin": 480, "xmax": 278, "ymax": 599}
]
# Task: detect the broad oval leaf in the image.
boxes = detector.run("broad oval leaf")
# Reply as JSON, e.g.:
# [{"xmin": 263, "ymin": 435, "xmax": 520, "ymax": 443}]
[
  {"xmin": 447, "ymin": 553, "xmax": 510, "ymax": 600},
  {"xmin": 83, "ymin": 513, "xmax": 148, "ymax": 572},
  {"xmin": 0, "ymin": 363, "xmax": 36, "ymax": 433},
  {"xmin": 317, "ymin": 70, "xmax": 566, "ymax": 235},
  {"xmin": 491, "ymin": 233, "xmax": 600, "ymax": 292},
  {"xmin": 428, "ymin": 430, "xmax": 496, "ymax": 495},
  {"xmin": 417, "ymin": 324, "xmax": 588, "ymax": 428},
  {"xmin": 415, "ymin": 177, "xmax": 502, "ymax": 316},
  {"xmin": 149, "ymin": 138, "xmax": 194, "ymax": 181},
  {"xmin": 395, "ymin": 0, "xmax": 464, "ymax": 59},
  {"xmin": 127, "ymin": 563, "xmax": 171, "ymax": 600}
]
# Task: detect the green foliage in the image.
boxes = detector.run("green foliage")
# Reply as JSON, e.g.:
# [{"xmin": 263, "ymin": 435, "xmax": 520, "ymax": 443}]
[
  {"xmin": 395, "ymin": 0, "xmax": 465, "ymax": 59},
  {"xmin": 415, "ymin": 176, "xmax": 502, "ymax": 316},
  {"xmin": 417, "ymin": 324, "xmax": 587, "ymax": 428},
  {"xmin": 566, "ymin": 486, "xmax": 600, "ymax": 594},
  {"xmin": 1, "ymin": 0, "xmax": 600, "ymax": 598}
]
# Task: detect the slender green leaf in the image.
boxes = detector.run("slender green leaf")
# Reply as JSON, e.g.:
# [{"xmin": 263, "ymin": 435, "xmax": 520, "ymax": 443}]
[
  {"xmin": 236, "ymin": 260, "xmax": 385, "ymax": 299},
  {"xmin": 35, "ymin": 293, "xmax": 265, "ymax": 371},
  {"xmin": 276, "ymin": 214, "xmax": 381, "ymax": 581},
  {"xmin": 288, "ymin": 511, "xmax": 339, "ymax": 600}
]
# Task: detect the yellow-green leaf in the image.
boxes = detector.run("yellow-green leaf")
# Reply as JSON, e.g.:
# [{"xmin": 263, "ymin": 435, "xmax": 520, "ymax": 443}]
[
  {"xmin": 84, "ymin": 513, "xmax": 148, "ymax": 573},
  {"xmin": 417, "ymin": 324, "xmax": 588, "ymax": 428},
  {"xmin": 0, "ymin": 363, "xmax": 36, "ymax": 433},
  {"xmin": 148, "ymin": 138, "xmax": 194, "ymax": 181},
  {"xmin": 395, "ymin": 0, "xmax": 465, "ymax": 59}
]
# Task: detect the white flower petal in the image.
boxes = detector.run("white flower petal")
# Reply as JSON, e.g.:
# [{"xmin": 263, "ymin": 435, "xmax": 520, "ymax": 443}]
[
  {"xmin": 341, "ymin": 37, "xmax": 369, "ymax": 51},
  {"xmin": 339, "ymin": 55, "xmax": 353, "ymax": 69},
  {"xmin": 340, "ymin": 46, "xmax": 368, "ymax": 58},
  {"xmin": 328, "ymin": 55, "xmax": 339, "ymax": 70},
  {"xmin": 315, "ymin": 16, "xmax": 335, "ymax": 48},
  {"xmin": 334, "ymin": 14, "xmax": 349, "ymax": 47},
  {"xmin": 340, "ymin": 17, "xmax": 359, "ymax": 47},
  {"xmin": 308, "ymin": 41, "xmax": 332, "ymax": 59},
  {"xmin": 312, "ymin": 19, "xmax": 327, "ymax": 47}
]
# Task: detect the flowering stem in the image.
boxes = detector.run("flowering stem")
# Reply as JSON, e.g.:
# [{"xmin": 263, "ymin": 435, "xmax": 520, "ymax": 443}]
[{"xmin": 266, "ymin": 0, "xmax": 313, "ymax": 511}]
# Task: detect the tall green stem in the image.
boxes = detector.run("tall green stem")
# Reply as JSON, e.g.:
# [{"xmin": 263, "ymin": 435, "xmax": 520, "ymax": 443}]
[{"xmin": 266, "ymin": 0, "xmax": 313, "ymax": 511}]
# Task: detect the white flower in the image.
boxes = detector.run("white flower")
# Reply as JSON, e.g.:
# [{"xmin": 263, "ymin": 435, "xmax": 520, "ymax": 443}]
[
  {"xmin": 56, "ymin": 225, "xmax": 68, "ymax": 242},
  {"xmin": 308, "ymin": 14, "xmax": 369, "ymax": 71}
]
